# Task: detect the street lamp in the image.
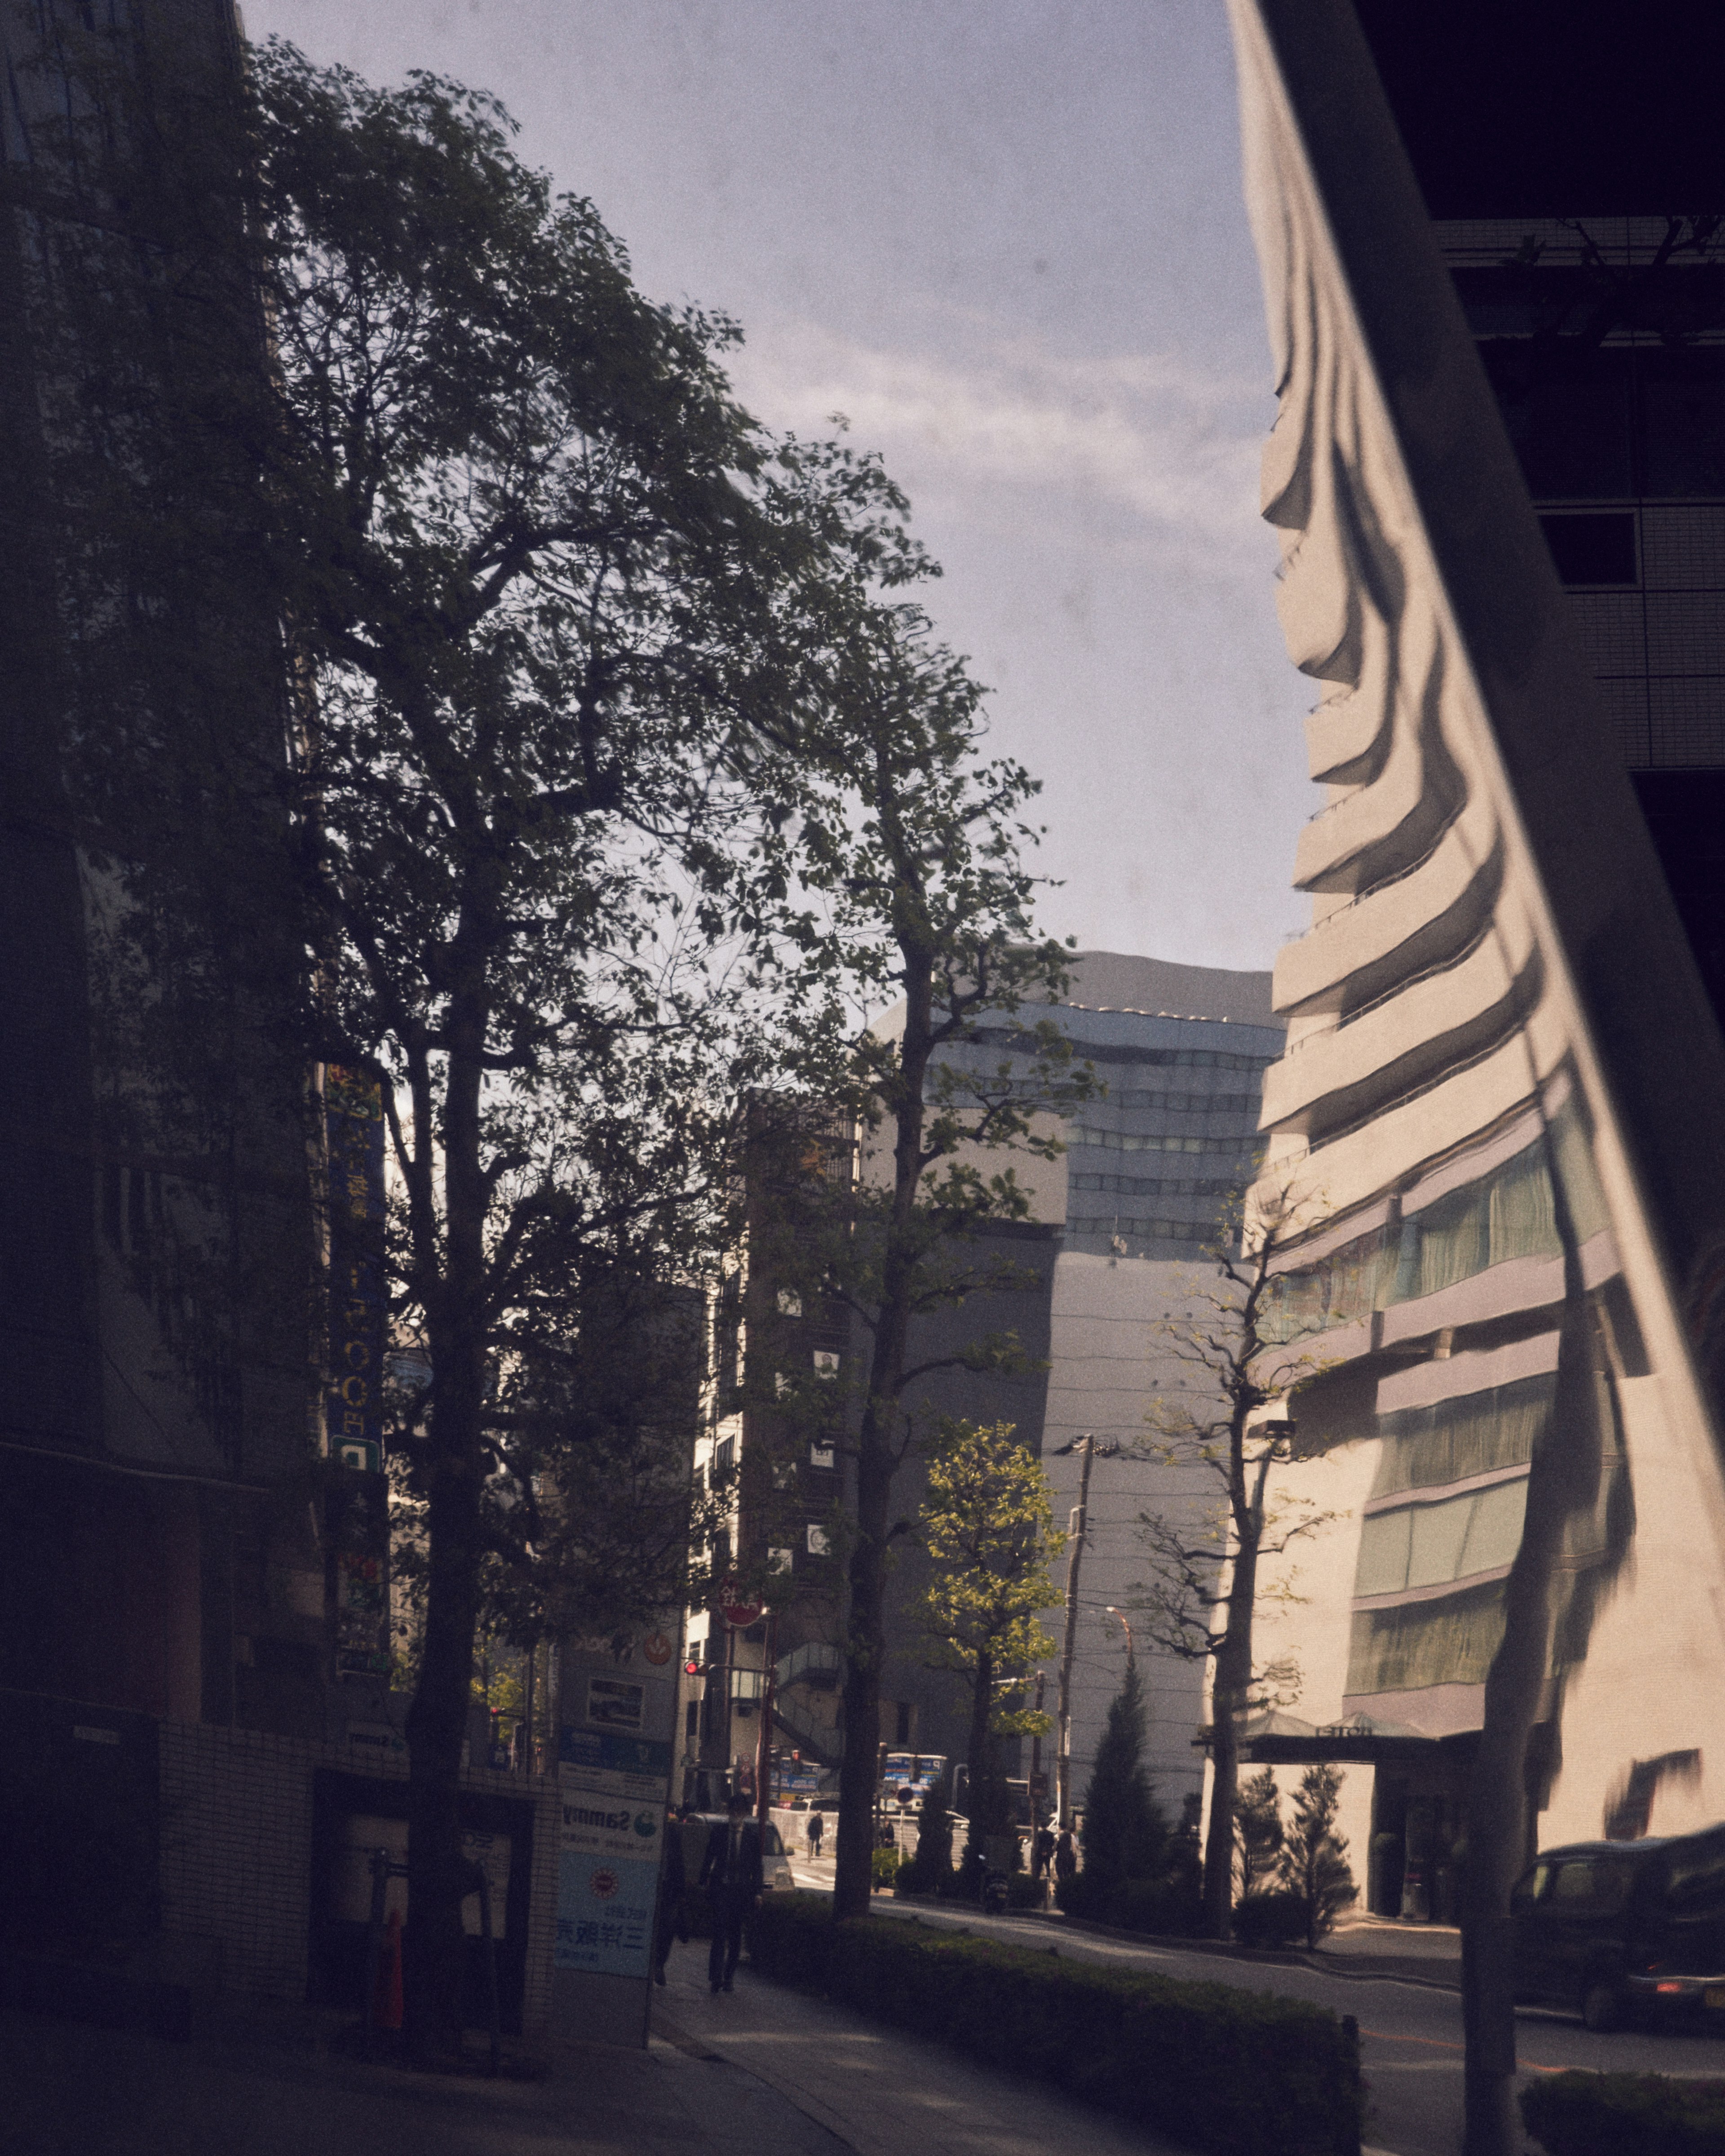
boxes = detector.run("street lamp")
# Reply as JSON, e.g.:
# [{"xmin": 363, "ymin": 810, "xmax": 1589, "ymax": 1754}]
[
  {"xmin": 1105, "ymin": 1605, "xmax": 1136, "ymax": 1669},
  {"xmin": 1049, "ymin": 1433, "xmax": 1118, "ymax": 1832}
]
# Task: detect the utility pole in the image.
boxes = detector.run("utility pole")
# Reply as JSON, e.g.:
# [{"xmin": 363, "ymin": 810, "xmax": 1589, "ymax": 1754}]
[
  {"xmin": 1028, "ymin": 1669, "xmax": 1047, "ymax": 1817},
  {"xmin": 1052, "ymin": 1433, "xmax": 1109, "ymax": 1831},
  {"xmin": 756, "ymin": 1608, "xmax": 778, "ymax": 1827}
]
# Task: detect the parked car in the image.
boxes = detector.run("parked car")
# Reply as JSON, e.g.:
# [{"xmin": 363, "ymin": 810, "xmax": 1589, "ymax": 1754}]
[
  {"xmin": 684, "ymin": 1812, "xmax": 796, "ymax": 1894},
  {"xmin": 1511, "ymin": 1823, "xmax": 1725, "ymax": 2030}
]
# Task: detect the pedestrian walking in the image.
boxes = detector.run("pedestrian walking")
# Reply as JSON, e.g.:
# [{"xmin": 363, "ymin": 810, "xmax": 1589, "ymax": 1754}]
[
  {"xmin": 1032, "ymin": 1824, "xmax": 1055, "ymax": 1881},
  {"xmin": 1054, "ymin": 1828, "xmax": 1077, "ymax": 1884},
  {"xmin": 651, "ymin": 1805, "xmax": 688, "ymax": 1986},
  {"xmin": 698, "ymin": 1792, "xmax": 763, "ymax": 1994},
  {"xmin": 806, "ymin": 1809, "xmax": 824, "ymax": 1859}
]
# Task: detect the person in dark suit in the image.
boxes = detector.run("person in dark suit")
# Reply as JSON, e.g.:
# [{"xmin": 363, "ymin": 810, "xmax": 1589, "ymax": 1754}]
[
  {"xmin": 651, "ymin": 1806, "xmax": 688, "ymax": 1986},
  {"xmin": 699, "ymin": 1792, "xmax": 764, "ymax": 1993}
]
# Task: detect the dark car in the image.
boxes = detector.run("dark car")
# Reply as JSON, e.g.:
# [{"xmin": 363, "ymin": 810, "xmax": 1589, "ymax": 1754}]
[{"xmin": 1511, "ymin": 1823, "xmax": 1725, "ymax": 2030}]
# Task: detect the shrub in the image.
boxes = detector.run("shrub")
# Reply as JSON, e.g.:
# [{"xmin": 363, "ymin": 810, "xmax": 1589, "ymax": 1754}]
[
  {"xmin": 1231, "ymin": 1891, "xmax": 1310, "ymax": 1950},
  {"xmin": 1005, "ymin": 1872, "xmax": 1045, "ymax": 1909},
  {"xmin": 896, "ymin": 1782, "xmax": 955, "ymax": 1896},
  {"xmin": 1052, "ymin": 1864, "xmax": 1203, "ymax": 1936},
  {"xmin": 746, "ymin": 1891, "xmax": 1362, "ymax": 2156},
  {"xmin": 1521, "ymin": 2072, "xmax": 1725, "ymax": 2155},
  {"xmin": 871, "ymin": 1845, "xmax": 902, "ymax": 1891}
]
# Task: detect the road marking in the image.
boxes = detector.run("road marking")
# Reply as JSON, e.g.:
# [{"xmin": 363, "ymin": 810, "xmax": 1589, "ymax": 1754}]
[{"xmin": 1358, "ymin": 2028, "xmax": 1563, "ymax": 2074}]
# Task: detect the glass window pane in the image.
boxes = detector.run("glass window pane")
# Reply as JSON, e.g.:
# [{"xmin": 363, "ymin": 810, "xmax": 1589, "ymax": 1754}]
[
  {"xmin": 1407, "ymin": 1493, "xmax": 1475, "ymax": 1588},
  {"xmin": 1356, "ymin": 1509, "xmax": 1413, "ymax": 1596}
]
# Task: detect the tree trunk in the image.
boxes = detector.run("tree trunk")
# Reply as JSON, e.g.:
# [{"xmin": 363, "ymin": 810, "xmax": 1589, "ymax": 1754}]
[
  {"xmin": 1203, "ymin": 1513, "xmax": 1259, "ymax": 1938},
  {"xmin": 1462, "ymin": 1170, "xmax": 1604, "ymax": 2155},
  {"xmin": 833, "ymin": 945, "xmax": 931, "ymax": 1920},
  {"xmin": 404, "ymin": 1444, "xmax": 483, "ymax": 2054},
  {"xmin": 964, "ymin": 1643, "xmax": 996, "ymax": 1877},
  {"xmin": 403, "ymin": 1006, "xmax": 489, "ymax": 2056},
  {"xmin": 834, "ymin": 1415, "xmax": 890, "ymax": 1919}
]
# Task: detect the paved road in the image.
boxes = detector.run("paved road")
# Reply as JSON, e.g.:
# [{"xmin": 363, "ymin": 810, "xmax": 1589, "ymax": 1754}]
[{"xmin": 790, "ymin": 1859, "xmax": 1725, "ymax": 2156}]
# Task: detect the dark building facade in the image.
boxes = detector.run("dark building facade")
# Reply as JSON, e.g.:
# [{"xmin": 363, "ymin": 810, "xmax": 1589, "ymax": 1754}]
[{"xmin": 1356, "ymin": 1, "xmax": 1725, "ymax": 1027}]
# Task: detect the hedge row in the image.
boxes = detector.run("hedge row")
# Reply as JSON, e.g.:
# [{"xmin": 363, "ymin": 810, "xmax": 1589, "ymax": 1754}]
[
  {"xmin": 1522, "ymin": 2072, "xmax": 1725, "ymax": 2155},
  {"xmin": 745, "ymin": 1892, "xmax": 1362, "ymax": 2156}
]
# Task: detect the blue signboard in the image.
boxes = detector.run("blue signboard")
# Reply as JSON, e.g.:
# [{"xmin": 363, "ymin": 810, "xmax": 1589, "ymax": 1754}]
[
  {"xmin": 553, "ymin": 1851, "xmax": 658, "ymax": 1975},
  {"xmin": 559, "ymin": 1728, "xmax": 674, "ymax": 1781}
]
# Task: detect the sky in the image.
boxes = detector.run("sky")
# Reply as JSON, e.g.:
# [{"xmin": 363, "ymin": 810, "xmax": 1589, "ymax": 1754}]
[{"xmin": 242, "ymin": 0, "xmax": 1315, "ymax": 975}]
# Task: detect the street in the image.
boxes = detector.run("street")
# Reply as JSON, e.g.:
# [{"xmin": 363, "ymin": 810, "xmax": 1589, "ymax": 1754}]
[{"xmin": 790, "ymin": 1856, "xmax": 1725, "ymax": 2156}]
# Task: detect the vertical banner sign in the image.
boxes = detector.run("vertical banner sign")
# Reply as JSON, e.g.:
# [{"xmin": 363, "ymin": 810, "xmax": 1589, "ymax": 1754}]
[
  {"xmin": 326, "ymin": 1066, "xmax": 389, "ymax": 1681},
  {"xmin": 554, "ymin": 1729, "xmax": 672, "ymax": 1976},
  {"xmin": 326, "ymin": 1066, "xmax": 386, "ymax": 1472}
]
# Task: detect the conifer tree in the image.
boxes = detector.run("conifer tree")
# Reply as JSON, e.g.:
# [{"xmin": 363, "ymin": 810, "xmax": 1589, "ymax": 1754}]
[
  {"xmin": 1079, "ymin": 1660, "xmax": 1167, "ymax": 1906},
  {"xmin": 898, "ymin": 1775, "xmax": 955, "ymax": 1895},
  {"xmin": 1279, "ymin": 1763, "xmax": 1357, "ymax": 1948},
  {"xmin": 1235, "ymin": 1767, "xmax": 1284, "ymax": 1898}
]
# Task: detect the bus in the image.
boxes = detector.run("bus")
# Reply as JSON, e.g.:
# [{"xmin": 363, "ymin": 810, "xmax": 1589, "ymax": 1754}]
[{"xmin": 881, "ymin": 1753, "xmax": 948, "ymax": 1811}]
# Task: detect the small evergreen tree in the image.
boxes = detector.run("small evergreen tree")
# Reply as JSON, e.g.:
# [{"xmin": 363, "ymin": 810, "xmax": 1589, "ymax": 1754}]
[
  {"xmin": 898, "ymin": 1776, "xmax": 955, "ymax": 1895},
  {"xmin": 1279, "ymin": 1764, "xmax": 1357, "ymax": 1948},
  {"xmin": 1235, "ymin": 1767, "xmax": 1284, "ymax": 1898},
  {"xmin": 1079, "ymin": 1661, "xmax": 1168, "ymax": 1906}
]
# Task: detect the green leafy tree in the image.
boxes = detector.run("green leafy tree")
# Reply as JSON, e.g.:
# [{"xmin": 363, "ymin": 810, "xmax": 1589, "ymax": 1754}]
[
  {"xmin": 743, "ymin": 600, "xmax": 1091, "ymax": 1921},
  {"xmin": 910, "ymin": 1419, "xmax": 1062, "ymax": 1879},
  {"xmin": 1236, "ymin": 1767, "xmax": 1284, "ymax": 1899},
  {"xmin": 20, "ymin": 32, "xmax": 919, "ymax": 2054},
  {"xmin": 1279, "ymin": 1763, "xmax": 1357, "ymax": 1948},
  {"xmin": 1076, "ymin": 1659, "xmax": 1168, "ymax": 1909}
]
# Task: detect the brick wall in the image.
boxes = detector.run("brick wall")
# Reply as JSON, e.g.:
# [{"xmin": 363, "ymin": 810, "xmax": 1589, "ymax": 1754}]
[{"xmin": 157, "ymin": 1720, "xmax": 560, "ymax": 2032}]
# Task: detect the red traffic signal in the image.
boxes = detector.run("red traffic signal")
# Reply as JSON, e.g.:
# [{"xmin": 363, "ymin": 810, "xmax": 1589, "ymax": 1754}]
[{"xmin": 684, "ymin": 1659, "xmax": 701, "ymax": 1676}]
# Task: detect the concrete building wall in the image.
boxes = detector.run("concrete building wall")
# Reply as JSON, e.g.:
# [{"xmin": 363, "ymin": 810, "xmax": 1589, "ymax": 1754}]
[
  {"xmin": 1225, "ymin": 0, "xmax": 1725, "ymax": 1917},
  {"xmin": 158, "ymin": 1719, "xmax": 561, "ymax": 2030}
]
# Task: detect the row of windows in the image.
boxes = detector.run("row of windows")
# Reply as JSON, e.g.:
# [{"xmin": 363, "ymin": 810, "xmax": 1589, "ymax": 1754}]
[
  {"xmin": 1066, "ymin": 1215, "xmax": 1217, "ymax": 1246},
  {"xmin": 1098, "ymin": 1089, "xmax": 1260, "ymax": 1114},
  {"xmin": 1262, "ymin": 1106, "xmax": 1610, "ymax": 1341},
  {"xmin": 1346, "ymin": 1577, "xmax": 1506, "ymax": 1698},
  {"xmin": 1107, "ymin": 1047, "xmax": 1277, "ymax": 1074},
  {"xmin": 1069, "ymin": 1126, "xmax": 1256, "ymax": 1158},
  {"xmin": 1354, "ymin": 1475, "xmax": 1529, "ymax": 1599},
  {"xmin": 1371, "ymin": 1373, "xmax": 1553, "ymax": 1502},
  {"xmin": 1070, "ymin": 1172, "xmax": 1236, "ymax": 1199}
]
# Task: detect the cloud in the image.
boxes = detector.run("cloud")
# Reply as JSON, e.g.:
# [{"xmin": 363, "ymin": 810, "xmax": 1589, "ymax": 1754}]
[{"xmin": 727, "ymin": 321, "xmax": 1274, "ymax": 559}]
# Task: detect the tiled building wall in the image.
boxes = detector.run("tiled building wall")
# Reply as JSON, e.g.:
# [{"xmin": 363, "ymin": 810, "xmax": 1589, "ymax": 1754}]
[
  {"xmin": 157, "ymin": 1720, "xmax": 561, "ymax": 2032},
  {"xmin": 1573, "ymin": 506, "xmax": 1725, "ymax": 768}
]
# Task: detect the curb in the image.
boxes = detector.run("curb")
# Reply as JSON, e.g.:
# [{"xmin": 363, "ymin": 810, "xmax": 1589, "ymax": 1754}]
[{"xmin": 880, "ymin": 1886, "xmax": 1463, "ymax": 1995}]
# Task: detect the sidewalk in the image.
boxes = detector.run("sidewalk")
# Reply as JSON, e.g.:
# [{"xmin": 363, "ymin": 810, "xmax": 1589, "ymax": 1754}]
[
  {"xmin": 3, "ymin": 1944, "xmax": 1204, "ymax": 2156},
  {"xmin": 0, "ymin": 1994, "xmax": 846, "ymax": 2156},
  {"xmin": 651, "ymin": 1939, "xmax": 1197, "ymax": 2156}
]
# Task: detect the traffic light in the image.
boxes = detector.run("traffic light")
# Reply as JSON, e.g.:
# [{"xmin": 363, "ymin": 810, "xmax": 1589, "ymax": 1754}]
[{"xmin": 684, "ymin": 1658, "xmax": 701, "ymax": 1676}]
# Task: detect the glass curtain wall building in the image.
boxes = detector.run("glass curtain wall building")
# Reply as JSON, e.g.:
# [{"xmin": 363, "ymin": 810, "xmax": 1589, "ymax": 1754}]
[{"xmin": 899, "ymin": 953, "xmax": 1287, "ymax": 1817}]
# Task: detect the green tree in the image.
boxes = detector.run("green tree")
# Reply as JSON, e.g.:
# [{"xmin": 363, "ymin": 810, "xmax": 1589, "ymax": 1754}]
[
  {"xmin": 1279, "ymin": 1763, "xmax": 1356, "ymax": 1948},
  {"xmin": 1077, "ymin": 1659, "xmax": 1168, "ymax": 1908},
  {"xmin": 911, "ymin": 1419, "xmax": 1062, "ymax": 1878},
  {"xmin": 23, "ymin": 34, "xmax": 910, "ymax": 2054},
  {"xmin": 1235, "ymin": 1766, "xmax": 1284, "ymax": 1899},
  {"xmin": 744, "ymin": 600, "xmax": 1091, "ymax": 1919}
]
